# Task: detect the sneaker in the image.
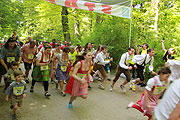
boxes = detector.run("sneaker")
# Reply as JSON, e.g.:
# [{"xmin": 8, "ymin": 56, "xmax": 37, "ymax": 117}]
[
  {"xmin": 25, "ymin": 78, "xmax": 29, "ymax": 84},
  {"xmin": 63, "ymin": 80, "xmax": 67, "ymax": 84},
  {"xmin": 45, "ymin": 92, "xmax": 51, "ymax": 97},
  {"xmin": 12, "ymin": 114, "xmax": 16, "ymax": 120},
  {"xmin": 127, "ymin": 102, "xmax": 134, "ymax": 109},
  {"xmin": 10, "ymin": 105, "xmax": 14, "ymax": 110},
  {"xmin": 69, "ymin": 102, "xmax": 72, "ymax": 109},
  {"xmin": 30, "ymin": 87, "xmax": 34, "ymax": 93},
  {"xmin": 109, "ymin": 85, "xmax": 113, "ymax": 92},
  {"xmin": 107, "ymin": 78, "xmax": 111, "ymax": 81},
  {"xmin": 51, "ymin": 80, "xmax": 54, "ymax": 84},
  {"xmin": 120, "ymin": 85, "xmax": 126, "ymax": 93},
  {"xmin": 61, "ymin": 91, "xmax": 66, "ymax": 97},
  {"xmin": 98, "ymin": 77, "xmax": 102, "ymax": 81},
  {"xmin": 130, "ymin": 80, "xmax": 136, "ymax": 92},
  {"xmin": 88, "ymin": 85, "xmax": 92, "ymax": 89},
  {"xmin": 98, "ymin": 84, "xmax": 105, "ymax": 90}
]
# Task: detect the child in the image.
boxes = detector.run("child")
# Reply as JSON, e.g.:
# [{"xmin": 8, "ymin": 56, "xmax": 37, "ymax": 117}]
[
  {"xmin": 5, "ymin": 70, "xmax": 27, "ymax": 120},
  {"xmin": 4, "ymin": 62, "xmax": 19, "ymax": 90},
  {"xmin": 127, "ymin": 67, "xmax": 171, "ymax": 120}
]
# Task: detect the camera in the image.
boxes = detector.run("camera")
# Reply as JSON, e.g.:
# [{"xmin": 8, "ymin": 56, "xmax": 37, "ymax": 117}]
[{"xmin": 139, "ymin": 45, "xmax": 143, "ymax": 47}]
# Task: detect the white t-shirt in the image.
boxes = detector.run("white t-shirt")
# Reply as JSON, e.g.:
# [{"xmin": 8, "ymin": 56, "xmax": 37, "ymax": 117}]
[
  {"xmin": 168, "ymin": 60, "xmax": 180, "ymax": 81},
  {"xmin": 154, "ymin": 79, "xmax": 180, "ymax": 120}
]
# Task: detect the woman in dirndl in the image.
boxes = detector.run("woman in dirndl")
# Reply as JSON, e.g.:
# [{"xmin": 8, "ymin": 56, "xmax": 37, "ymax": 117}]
[
  {"xmin": 65, "ymin": 51, "xmax": 92, "ymax": 108},
  {"xmin": 50, "ymin": 43, "xmax": 61, "ymax": 85},
  {"xmin": 127, "ymin": 67, "xmax": 171, "ymax": 120},
  {"xmin": 53, "ymin": 47, "xmax": 72, "ymax": 96},
  {"xmin": 30, "ymin": 45, "xmax": 52, "ymax": 97}
]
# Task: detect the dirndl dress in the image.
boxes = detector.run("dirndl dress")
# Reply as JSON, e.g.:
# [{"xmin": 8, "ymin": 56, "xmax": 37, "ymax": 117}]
[
  {"xmin": 56, "ymin": 64, "xmax": 67, "ymax": 80},
  {"xmin": 65, "ymin": 60, "xmax": 90, "ymax": 96},
  {"xmin": 32, "ymin": 65, "xmax": 50, "ymax": 82},
  {"xmin": 32, "ymin": 51, "xmax": 51, "ymax": 82}
]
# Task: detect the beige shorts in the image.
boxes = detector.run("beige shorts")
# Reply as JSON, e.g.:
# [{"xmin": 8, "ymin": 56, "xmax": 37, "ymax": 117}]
[{"xmin": 11, "ymin": 95, "xmax": 23, "ymax": 107}]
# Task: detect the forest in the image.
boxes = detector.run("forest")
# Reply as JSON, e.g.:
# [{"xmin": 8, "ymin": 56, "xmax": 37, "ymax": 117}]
[{"xmin": 0, "ymin": 0, "xmax": 180, "ymax": 72}]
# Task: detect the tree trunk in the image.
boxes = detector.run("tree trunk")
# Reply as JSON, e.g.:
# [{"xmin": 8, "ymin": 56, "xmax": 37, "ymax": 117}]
[
  {"xmin": 96, "ymin": 13, "xmax": 101, "ymax": 24},
  {"xmin": 73, "ymin": 9, "xmax": 81, "ymax": 41},
  {"xmin": 154, "ymin": 0, "xmax": 159, "ymax": 38},
  {"xmin": 61, "ymin": 6, "xmax": 70, "ymax": 42}
]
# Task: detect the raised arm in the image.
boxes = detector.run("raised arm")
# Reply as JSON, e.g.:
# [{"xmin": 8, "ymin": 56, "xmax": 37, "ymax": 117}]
[{"xmin": 161, "ymin": 40, "xmax": 167, "ymax": 52}]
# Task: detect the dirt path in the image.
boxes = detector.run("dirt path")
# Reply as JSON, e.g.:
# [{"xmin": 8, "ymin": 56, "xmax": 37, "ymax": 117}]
[{"xmin": 0, "ymin": 64, "xmax": 147, "ymax": 120}]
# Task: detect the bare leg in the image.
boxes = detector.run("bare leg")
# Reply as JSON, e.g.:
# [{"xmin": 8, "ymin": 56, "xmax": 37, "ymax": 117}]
[{"xmin": 70, "ymin": 96, "xmax": 77, "ymax": 103}]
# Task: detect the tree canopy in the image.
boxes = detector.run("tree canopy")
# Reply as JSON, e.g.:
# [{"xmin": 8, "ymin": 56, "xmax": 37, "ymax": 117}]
[{"xmin": 0, "ymin": 0, "xmax": 180, "ymax": 72}]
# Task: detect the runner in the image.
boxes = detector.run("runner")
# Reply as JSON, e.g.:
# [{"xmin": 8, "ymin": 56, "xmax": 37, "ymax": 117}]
[
  {"xmin": 3, "ymin": 62, "xmax": 19, "ymax": 91},
  {"xmin": 132, "ymin": 48, "xmax": 156, "ymax": 87},
  {"xmin": 65, "ymin": 51, "xmax": 92, "ymax": 108},
  {"xmin": 50, "ymin": 44, "xmax": 61, "ymax": 86},
  {"xmin": 1, "ymin": 37, "xmax": 22, "ymax": 69},
  {"xmin": 165, "ymin": 60, "xmax": 180, "ymax": 81},
  {"xmin": 21, "ymin": 40, "xmax": 37, "ymax": 83},
  {"xmin": 127, "ymin": 67, "xmax": 171, "ymax": 120},
  {"xmin": 161, "ymin": 39, "xmax": 175, "ymax": 62},
  {"xmin": 110, "ymin": 47, "xmax": 135, "ymax": 92},
  {"xmin": 30, "ymin": 45, "xmax": 52, "ymax": 97},
  {"xmin": 154, "ymin": 78, "xmax": 180, "ymax": 120},
  {"xmin": 93, "ymin": 46, "xmax": 113, "ymax": 90},
  {"xmin": 5, "ymin": 70, "xmax": 27, "ymax": 120},
  {"xmin": 53, "ymin": 47, "xmax": 72, "ymax": 96}
]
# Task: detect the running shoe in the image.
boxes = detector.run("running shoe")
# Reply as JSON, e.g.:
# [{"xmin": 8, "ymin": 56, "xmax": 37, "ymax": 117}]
[
  {"xmin": 88, "ymin": 85, "xmax": 92, "ymax": 89},
  {"xmin": 127, "ymin": 102, "xmax": 135, "ymax": 109},
  {"xmin": 45, "ymin": 92, "xmax": 51, "ymax": 97},
  {"xmin": 63, "ymin": 80, "xmax": 67, "ymax": 84},
  {"xmin": 98, "ymin": 84, "xmax": 105, "ymax": 90},
  {"xmin": 10, "ymin": 105, "xmax": 14, "ymax": 110},
  {"xmin": 69, "ymin": 102, "xmax": 72, "ymax": 109},
  {"xmin": 61, "ymin": 91, "xmax": 66, "ymax": 97},
  {"xmin": 30, "ymin": 87, "xmax": 34, "ymax": 93},
  {"xmin": 98, "ymin": 77, "xmax": 102, "ymax": 81},
  {"xmin": 12, "ymin": 114, "xmax": 16, "ymax": 120},
  {"xmin": 120, "ymin": 85, "xmax": 126, "ymax": 93},
  {"xmin": 25, "ymin": 78, "xmax": 29, "ymax": 84},
  {"xmin": 109, "ymin": 85, "xmax": 113, "ymax": 92},
  {"xmin": 130, "ymin": 80, "xmax": 136, "ymax": 92},
  {"xmin": 107, "ymin": 78, "xmax": 111, "ymax": 81}
]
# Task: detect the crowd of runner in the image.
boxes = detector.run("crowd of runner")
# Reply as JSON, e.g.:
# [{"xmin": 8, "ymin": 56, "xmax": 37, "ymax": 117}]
[{"xmin": 1, "ymin": 31, "xmax": 180, "ymax": 120}]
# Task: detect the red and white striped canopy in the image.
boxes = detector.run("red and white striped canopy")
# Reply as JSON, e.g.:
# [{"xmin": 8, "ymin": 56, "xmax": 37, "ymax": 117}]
[{"xmin": 46, "ymin": 0, "xmax": 131, "ymax": 18}]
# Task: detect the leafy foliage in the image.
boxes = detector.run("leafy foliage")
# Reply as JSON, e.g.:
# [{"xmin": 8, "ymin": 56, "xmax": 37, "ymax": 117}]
[{"xmin": 0, "ymin": 0, "xmax": 180, "ymax": 72}]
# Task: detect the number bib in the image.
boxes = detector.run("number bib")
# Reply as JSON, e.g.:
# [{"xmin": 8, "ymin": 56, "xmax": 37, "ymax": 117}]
[
  {"xmin": 11, "ymin": 74, "xmax": 15, "ymax": 80},
  {"xmin": 77, "ymin": 73, "xmax": 86, "ymax": 79},
  {"xmin": 40, "ymin": 65, "xmax": 49, "ymax": 71},
  {"xmin": 28, "ymin": 54, "xmax": 34, "ymax": 60},
  {"xmin": 153, "ymin": 86, "xmax": 166, "ymax": 95},
  {"xmin": 61, "ymin": 66, "xmax": 67, "ymax": 72},
  {"xmin": 7, "ymin": 57, "xmax": 15, "ymax": 63},
  {"xmin": 13, "ymin": 86, "xmax": 24, "ymax": 96}
]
